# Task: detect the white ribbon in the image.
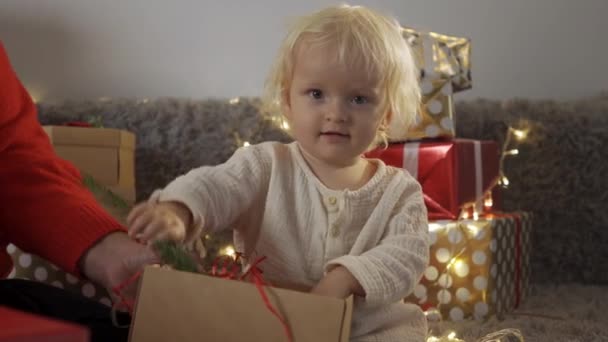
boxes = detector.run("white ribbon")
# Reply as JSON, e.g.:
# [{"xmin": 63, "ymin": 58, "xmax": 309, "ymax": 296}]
[
  {"xmin": 474, "ymin": 140, "xmax": 483, "ymax": 213},
  {"xmin": 403, "ymin": 142, "xmax": 420, "ymax": 178},
  {"xmin": 402, "ymin": 141, "xmax": 484, "ymax": 212}
]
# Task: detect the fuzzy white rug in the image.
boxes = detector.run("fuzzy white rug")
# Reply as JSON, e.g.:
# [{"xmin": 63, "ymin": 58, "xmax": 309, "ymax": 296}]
[{"xmin": 430, "ymin": 284, "xmax": 608, "ymax": 342}]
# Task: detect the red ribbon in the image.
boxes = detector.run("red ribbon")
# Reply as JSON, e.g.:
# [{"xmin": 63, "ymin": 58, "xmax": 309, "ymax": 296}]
[
  {"xmin": 111, "ymin": 269, "xmax": 143, "ymax": 314},
  {"xmin": 63, "ymin": 121, "xmax": 92, "ymax": 127},
  {"xmin": 210, "ymin": 254, "xmax": 293, "ymax": 342}
]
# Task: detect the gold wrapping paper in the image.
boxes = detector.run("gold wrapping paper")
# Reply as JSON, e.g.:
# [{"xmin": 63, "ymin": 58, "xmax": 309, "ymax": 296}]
[
  {"xmin": 389, "ymin": 79, "xmax": 454, "ymax": 141},
  {"xmin": 402, "ymin": 27, "xmax": 472, "ymax": 92},
  {"xmin": 407, "ymin": 213, "xmax": 532, "ymax": 321}
]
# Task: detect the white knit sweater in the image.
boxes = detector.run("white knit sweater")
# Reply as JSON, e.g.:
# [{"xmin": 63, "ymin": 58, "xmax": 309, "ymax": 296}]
[{"xmin": 154, "ymin": 141, "xmax": 430, "ymax": 341}]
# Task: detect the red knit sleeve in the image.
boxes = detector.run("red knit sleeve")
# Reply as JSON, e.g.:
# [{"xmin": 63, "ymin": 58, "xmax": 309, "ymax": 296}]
[{"xmin": 0, "ymin": 42, "xmax": 126, "ymax": 276}]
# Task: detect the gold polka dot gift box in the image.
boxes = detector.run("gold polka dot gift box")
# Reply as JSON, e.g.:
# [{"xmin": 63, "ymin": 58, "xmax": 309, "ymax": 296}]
[
  {"xmin": 389, "ymin": 79, "xmax": 455, "ymax": 141},
  {"xmin": 406, "ymin": 212, "xmax": 532, "ymax": 321},
  {"xmin": 5, "ymin": 243, "xmax": 113, "ymax": 305},
  {"xmin": 388, "ymin": 27, "xmax": 471, "ymax": 141}
]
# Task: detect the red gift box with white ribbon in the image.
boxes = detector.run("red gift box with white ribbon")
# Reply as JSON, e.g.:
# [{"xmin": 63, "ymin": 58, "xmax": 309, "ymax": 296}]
[{"xmin": 366, "ymin": 139, "xmax": 500, "ymax": 220}]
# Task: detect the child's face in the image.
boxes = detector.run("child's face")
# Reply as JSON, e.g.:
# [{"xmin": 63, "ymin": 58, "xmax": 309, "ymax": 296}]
[{"xmin": 283, "ymin": 42, "xmax": 388, "ymax": 167}]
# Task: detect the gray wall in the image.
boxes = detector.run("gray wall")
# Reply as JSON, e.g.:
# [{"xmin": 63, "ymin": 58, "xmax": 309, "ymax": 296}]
[{"xmin": 1, "ymin": 0, "xmax": 606, "ymax": 103}]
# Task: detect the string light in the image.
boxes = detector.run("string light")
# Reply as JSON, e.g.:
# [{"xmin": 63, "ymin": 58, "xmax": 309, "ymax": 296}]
[
  {"xmin": 229, "ymin": 97, "xmax": 240, "ymax": 105},
  {"xmin": 281, "ymin": 120, "xmax": 290, "ymax": 130},
  {"xmin": 242, "ymin": 141, "xmax": 250, "ymax": 147},
  {"xmin": 483, "ymin": 192, "xmax": 493, "ymax": 209},
  {"xmin": 511, "ymin": 128, "xmax": 528, "ymax": 140},
  {"xmin": 499, "ymin": 175, "xmax": 510, "ymax": 187},
  {"xmin": 221, "ymin": 245, "xmax": 236, "ymax": 258},
  {"xmin": 498, "ymin": 125, "xmax": 528, "ymax": 189}
]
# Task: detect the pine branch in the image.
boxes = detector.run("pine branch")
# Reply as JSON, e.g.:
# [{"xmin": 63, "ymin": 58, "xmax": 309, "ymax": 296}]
[
  {"xmin": 81, "ymin": 173, "xmax": 228, "ymax": 273},
  {"xmin": 152, "ymin": 240, "xmax": 200, "ymax": 273}
]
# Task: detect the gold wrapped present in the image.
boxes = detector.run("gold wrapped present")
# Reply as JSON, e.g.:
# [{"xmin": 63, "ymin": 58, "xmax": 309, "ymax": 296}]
[
  {"xmin": 389, "ymin": 79, "xmax": 454, "ymax": 141},
  {"xmin": 406, "ymin": 212, "xmax": 532, "ymax": 321},
  {"xmin": 402, "ymin": 27, "xmax": 472, "ymax": 92}
]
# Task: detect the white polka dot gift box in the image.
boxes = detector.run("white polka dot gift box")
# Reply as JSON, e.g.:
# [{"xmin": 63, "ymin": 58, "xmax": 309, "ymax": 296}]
[
  {"xmin": 389, "ymin": 27, "xmax": 471, "ymax": 141},
  {"xmin": 406, "ymin": 212, "xmax": 532, "ymax": 321},
  {"xmin": 388, "ymin": 79, "xmax": 455, "ymax": 141},
  {"xmin": 401, "ymin": 27, "xmax": 472, "ymax": 94},
  {"xmin": 5, "ymin": 243, "xmax": 113, "ymax": 307}
]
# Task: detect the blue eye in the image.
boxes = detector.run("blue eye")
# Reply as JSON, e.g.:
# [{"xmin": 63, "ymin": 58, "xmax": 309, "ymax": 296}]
[
  {"xmin": 352, "ymin": 96, "xmax": 368, "ymax": 105},
  {"xmin": 309, "ymin": 89, "xmax": 323, "ymax": 99}
]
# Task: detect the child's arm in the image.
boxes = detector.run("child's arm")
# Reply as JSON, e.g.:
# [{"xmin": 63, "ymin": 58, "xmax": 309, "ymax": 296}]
[
  {"xmin": 322, "ymin": 190, "xmax": 429, "ymax": 306},
  {"xmin": 128, "ymin": 144, "xmax": 273, "ymax": 243},
  {"xmin": 311, "ymin": 265, "xmax": 364, "ymax": 299}
]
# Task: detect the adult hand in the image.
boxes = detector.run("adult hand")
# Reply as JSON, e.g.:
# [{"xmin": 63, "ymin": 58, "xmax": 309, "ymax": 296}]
[{"xmin": 80, "ymin": 232, "xmax": 160, "ymax": 304}]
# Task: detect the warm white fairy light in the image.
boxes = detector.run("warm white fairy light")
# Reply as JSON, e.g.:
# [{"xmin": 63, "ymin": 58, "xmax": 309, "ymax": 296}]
[
  {"xmin": 453, "ymin": 259, "xmax": 466, "ymax": 274},
  {"xmin": 484, "ymin": 193, "xmax": 493, "ymax": 209},
  {"xmin": 500, "ymin": 175, "xmax": 509, "ymax": 187},
  {"xmin": 498, "ymin": 125, "xmax": 529, "ymax": 189},
  {"xmin": 511, "ymin": 128, "xmax": 528, "ymax": 141},
  {"xmin": 221, "ymin": 245, "xmax": 236, "ymax": 258},
  {"xmin": 229, "ymin": 97, "xmax": 240, "ymax": 105},
  {"xmin": 242, "ymin": 141, "xmax": 250, "ymax": 147},
  {"xmin": 281, "ymin": 120, "xmax": 290, "ymax": 130}
]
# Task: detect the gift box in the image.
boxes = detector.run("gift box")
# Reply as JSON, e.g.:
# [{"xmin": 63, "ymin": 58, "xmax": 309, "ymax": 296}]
[
  {"xmin": 406, "ymin": 212, "xmax": 532, "ymax": 321},
  {"xmin": 43, "ymin": 125, "xmax": 136, "ymax": 203},
  {"xmin": 0, "ymin": 306, "xmax": 90, "ymax": 342},
  {"xmin": 5, "ymin": 244, "xmax": 113, "ymax": 306},
  {"xmin": 402, "ymin": 27, "xmax": 472, "ymax": 93},
  {"xmin": 129, "ymin": 266, "xmax": 353, "ymax": 342},
  {"xmin": 366, "ymin": 139, "xmax": 500, "ymax": 220},
  {"xmin": 392, "ymin": 27, "xmax": 470, "ymax": 140},
  {"xmin": 389, "ymin": 79, "xmax": 454, "ymax": 141}
]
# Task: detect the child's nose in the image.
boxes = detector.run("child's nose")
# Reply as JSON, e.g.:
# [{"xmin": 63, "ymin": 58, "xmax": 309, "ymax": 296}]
[{"xmin": 325, "ymin": 101, "xmax": 348, "ymax": 122}]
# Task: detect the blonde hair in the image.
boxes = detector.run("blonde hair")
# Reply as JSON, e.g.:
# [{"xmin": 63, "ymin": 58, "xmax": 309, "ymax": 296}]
[{"xmin": 261, "ymin": 4, "xmax": 420, "ymax": 146}]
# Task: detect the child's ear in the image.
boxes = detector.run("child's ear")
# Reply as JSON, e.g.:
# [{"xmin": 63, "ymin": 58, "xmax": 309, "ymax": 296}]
[{"xmin": 382, "ymin": 111, "xmax": 393, "ymax": 127}]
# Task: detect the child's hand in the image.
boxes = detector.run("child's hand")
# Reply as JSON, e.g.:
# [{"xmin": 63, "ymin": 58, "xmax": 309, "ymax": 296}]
[
  {"xmin": 126, "ymin": 201, "xmax": 192, "ymax": 244},
  {"xmin": 310, "ymin": 266, "xmax": 365, "ymax": 299}
]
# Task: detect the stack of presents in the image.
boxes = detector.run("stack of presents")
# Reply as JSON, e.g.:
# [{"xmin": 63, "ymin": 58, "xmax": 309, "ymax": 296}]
[
  {"xmin": 366, "ymin": 28, "xmax": 533, "ymax": 322},
  {"xmin": 3, "ymin": 27, "xmax": 532, "ymax": 341}
]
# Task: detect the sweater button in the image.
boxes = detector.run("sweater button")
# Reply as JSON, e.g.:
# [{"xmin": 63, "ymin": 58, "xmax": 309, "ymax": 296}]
[
  {"xmin": 328, "ymin": 196, "xmax": 337, "ymax": 205},
  {"xmin": 330, "ymin": 223, "xmax": 340, "ymax": 237}
]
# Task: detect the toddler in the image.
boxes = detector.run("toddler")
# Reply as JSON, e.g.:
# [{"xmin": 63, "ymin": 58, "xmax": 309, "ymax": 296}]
[{"xmin": 128, "ymin": 4, "xmax": 429, "ymax": 341}]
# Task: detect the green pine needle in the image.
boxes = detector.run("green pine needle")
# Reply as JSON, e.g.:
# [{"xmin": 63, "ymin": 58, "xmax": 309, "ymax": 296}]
[
  {"xmin": 82, "ymin": 173, "xmax": 229, "ymax": 274},
  {"xmin": 152, "ymin": 240, "xmax": 200, "ymax": 273},
  {"xmin": 82, "ymin": 174, "xmax": 129, "ymax": 209}
]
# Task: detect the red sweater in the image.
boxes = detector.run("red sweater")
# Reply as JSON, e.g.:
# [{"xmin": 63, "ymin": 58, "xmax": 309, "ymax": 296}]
[{"xmin": 0, "ymin": 42, "xmax": 125, "ymax": 278}]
